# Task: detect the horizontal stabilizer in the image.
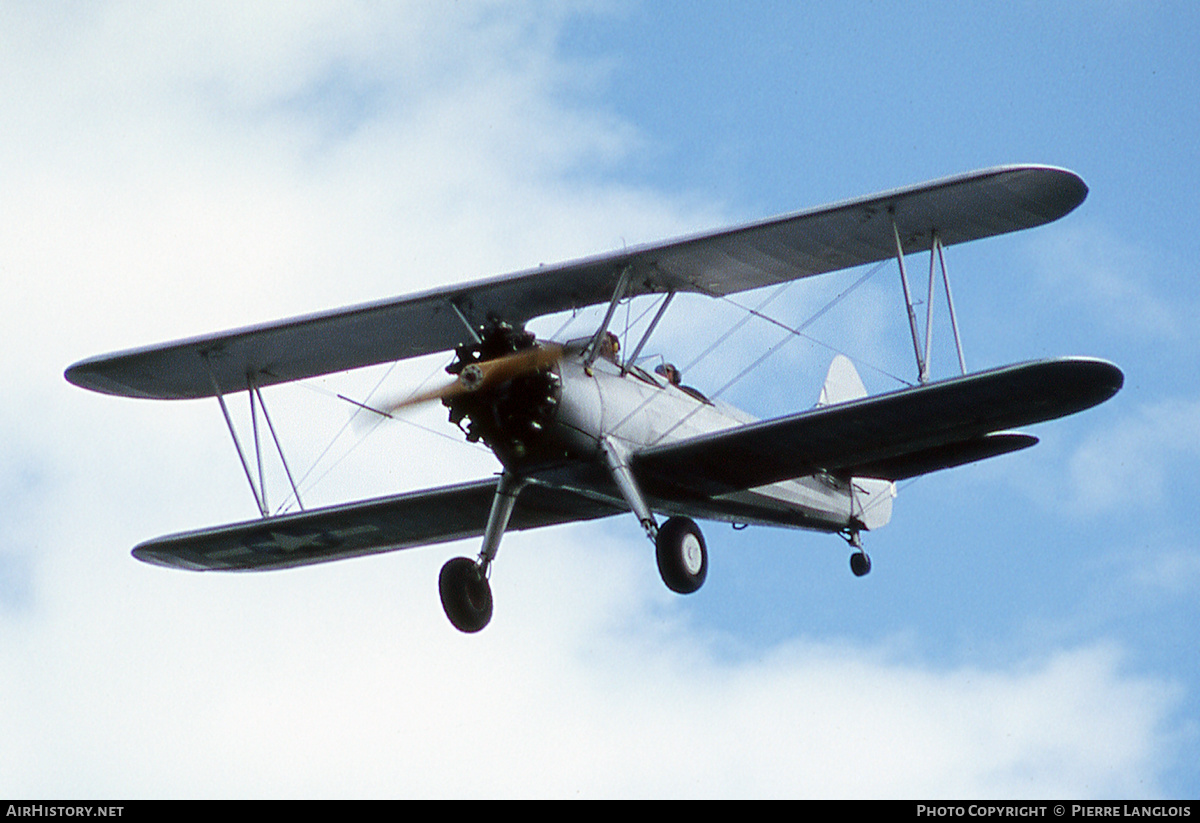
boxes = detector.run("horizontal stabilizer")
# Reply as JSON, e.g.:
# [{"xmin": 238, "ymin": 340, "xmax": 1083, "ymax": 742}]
[
  {"xmin": 633, "ymin": 358, "xmax": 1122, "ymax": 496},
  {"xmin": 66, "ymin": 165, "xmax": 1086, "ymax": 400},
  {"xmin": 849, "ymin": 432, "xmax": 1038, "ymax": 481},
  {"xmin": 133, "ymin": 478, "xmax": 623, "ymax": 572}
]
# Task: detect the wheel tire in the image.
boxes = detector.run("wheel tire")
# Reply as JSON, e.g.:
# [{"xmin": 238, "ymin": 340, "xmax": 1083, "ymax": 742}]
[
  {"xmin": 850, "ymin": 551, "xmax": 872, "ymax": 577},
  {"xmin": 439, "ymin": 557, "xmax": 493, "ymax": 633},
  {"xmin": 655, "ymin": 516, "xmax": 707, "ymax": 594}
]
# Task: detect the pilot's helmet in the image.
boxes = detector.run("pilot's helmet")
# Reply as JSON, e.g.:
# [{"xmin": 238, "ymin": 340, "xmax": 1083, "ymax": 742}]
[
  {"xmin": 655, "ymin": 362, "xmax": 681, "ymax": 385},
  {"xmin": 600, "ymin": 331, "xmax": 620, "ymax": 361}
]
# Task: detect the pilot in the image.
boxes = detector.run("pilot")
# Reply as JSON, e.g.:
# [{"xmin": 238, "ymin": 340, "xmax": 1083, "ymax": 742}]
[
  {"xmin": 598, "ymin": 330, "xmax": 620, "ymax": 363},
  {"xmin": 655, "ymin": 362, "xmax": 681, "ymax": 385}
]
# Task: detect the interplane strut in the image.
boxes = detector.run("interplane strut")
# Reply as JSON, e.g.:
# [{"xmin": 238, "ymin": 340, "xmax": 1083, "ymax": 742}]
[
  {"xmin": 204, "ymin": 355, "xmax": 305, "ymax": 517},
  {"xmin": 891, "ymin": 220, "xmax": 967, "ymax": 384}
]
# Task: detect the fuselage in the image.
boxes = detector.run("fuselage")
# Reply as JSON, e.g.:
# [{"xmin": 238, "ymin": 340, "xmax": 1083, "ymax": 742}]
[{"xmin": 476, "ymin": 347, "xmax": 894, "ymax": 535}]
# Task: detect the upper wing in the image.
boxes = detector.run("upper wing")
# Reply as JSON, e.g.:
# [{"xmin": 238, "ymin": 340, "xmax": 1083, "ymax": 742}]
[
  {"xmin": 133, "ymin": 477, "xmax": 623, "ymax": 572},
  {"xmin": 631, "ymin": 358, "xmax": 1123, "ymax": 497},
  {"xmin": 66, "ymin": 165, "xmax": 1086, "ymax": 400}
]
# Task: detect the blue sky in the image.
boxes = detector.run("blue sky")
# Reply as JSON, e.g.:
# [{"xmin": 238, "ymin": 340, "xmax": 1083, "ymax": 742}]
[{"xmin": 2, "ymin": 1, "xmax": 1198, "ymax": 798}]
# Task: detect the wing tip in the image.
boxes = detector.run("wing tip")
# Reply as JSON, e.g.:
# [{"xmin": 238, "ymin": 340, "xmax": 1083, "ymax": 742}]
[
  {"xmin": 132, "ymin": 544, "xmax": 214, "ymax": 571},
  {"xmin": 1063, "ymin": 356, "xmax": 1124, "ymax": 407},
  {"xmin": 64, "ymin": 359, "xmax": 135, "ymax": 398},
  {"xmin": 952, "ymin": 163, "xmax": 1089, "ymax": 224},
  {"xmin": 1021, "ymin": 163, "xmax": 1089, "ymax": 222}
]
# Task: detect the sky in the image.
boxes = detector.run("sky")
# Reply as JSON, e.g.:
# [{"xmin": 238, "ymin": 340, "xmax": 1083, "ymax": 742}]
[{"xmin": 2, "ymin": 0, "xmax": 1198, "ymax": 799}]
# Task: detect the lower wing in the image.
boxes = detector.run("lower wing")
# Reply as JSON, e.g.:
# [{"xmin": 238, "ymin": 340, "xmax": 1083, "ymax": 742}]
[
  {"xmin": 632, "ymin": 358, "xmax": 1122, "ymax": 497},
  {"xmin": 134, "ymin": 478, "xmax": 623, "ymax": 571}
]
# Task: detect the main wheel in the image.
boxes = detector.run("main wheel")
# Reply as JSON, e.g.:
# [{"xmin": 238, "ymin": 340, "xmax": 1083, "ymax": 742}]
[
  {"xmin": 655, "ymin": 516, "xmax": 707, "ymax": 594},
  {"xmin": 439, "ymin": 557, "xmax": 493, "ymax": 633}
]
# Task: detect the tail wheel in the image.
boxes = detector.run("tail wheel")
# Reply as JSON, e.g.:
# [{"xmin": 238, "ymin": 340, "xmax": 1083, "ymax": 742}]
[
  {"xmin": 439, "ymin": 557, "xmax": 493, "ymax": 633},
  {"xmin": 655, "ymin": 516, "xmax": 707, "ymax": 594},
  {"xmin": 850, "ymin": 551, "xmax": 872, "ymax": 577},
  {"xmin": 844, "ymin": 528, "xmax": 871, "ymax": 577}
]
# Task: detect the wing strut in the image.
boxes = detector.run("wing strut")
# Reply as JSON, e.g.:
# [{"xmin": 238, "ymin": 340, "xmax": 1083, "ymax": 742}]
[
  {"xmin": 248, "ymin": 378, "xmax": 268, "ymax": 513},
  {"xmin": 891, "ymin": 219, "xmax": 967, "ymax": 383},
  {"xmin": 583, "ymin": 264, "xmax": 633, "ymax": 371},
  {"xmin": 204, "ymin": 354, "xmax": 305, "ymax": 517},
  {"xmin": 892, "ymin": 214, "xmax": 928, "ymax": 383},
  {"xmin": 206, "ymin": 359, "xmax": 268, "ymax": 517},
  {"xmin": 448, "ymin": 300, "xmax": 483, "ymax": 345},
  {"xmin": 933, "ymin": 234, "xmax": 968, "ymax": 375},
  {"xmin": 622, "ymin": 290, "xmax": 675, "ymax": 376},
  {"xmin": 251, "ymin": 378, "xmax": 305, "ymax": 512}
]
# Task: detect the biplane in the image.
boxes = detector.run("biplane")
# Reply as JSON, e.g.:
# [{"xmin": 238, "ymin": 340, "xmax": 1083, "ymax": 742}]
[{"xmin": 65, "ymin": 165, "xmax": 1123, "ymax": 632}]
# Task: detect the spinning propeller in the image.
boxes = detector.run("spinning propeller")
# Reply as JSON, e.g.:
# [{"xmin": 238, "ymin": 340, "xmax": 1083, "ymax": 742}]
[{"xmin": 381, "ymin": 342, "xmax": 564, "ymax": 414}]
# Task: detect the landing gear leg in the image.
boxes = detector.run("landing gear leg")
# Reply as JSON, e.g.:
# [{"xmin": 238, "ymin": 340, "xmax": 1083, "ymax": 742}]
[
  {"xmin": 600, "ymin": 436, "xmax": 708, "ymax": 595},
  {"xmin": 845, "ymin": 530, "xmax": 872, "ymax": 577},
  {"xmin": 439, "ymin": 471, "xmax": 525, "ymax": 633}
]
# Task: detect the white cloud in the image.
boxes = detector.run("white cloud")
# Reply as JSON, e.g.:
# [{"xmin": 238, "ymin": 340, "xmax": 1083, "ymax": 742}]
[
  {"xmin": 1064, "ymin": 397, "xmax": 1200, "ymax": 516},
  {"xmin": 1130, "ymin": 547, "xmax": 1200, "ymax": 598},
  {"xmin": 1025, "ymin": 222, "xmax": 1181, "ymax": 340},
  {"xmin": 1, "ymin": 542, "xmax": 1179, "ymax": 797},
  {"xmin": 986, "ymin": 391, "xmax": 1200, "ymax": 527}
]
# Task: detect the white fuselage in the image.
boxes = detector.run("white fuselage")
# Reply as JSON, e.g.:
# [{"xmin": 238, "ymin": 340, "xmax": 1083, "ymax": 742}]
[{"xmin": 539, "ymin": 353, "xmax": 894, "ymax": 534}]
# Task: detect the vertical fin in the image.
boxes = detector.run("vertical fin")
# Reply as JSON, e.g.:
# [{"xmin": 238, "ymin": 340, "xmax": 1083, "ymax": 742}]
[
  {"xmin": 818, "ymin": 356, "xmax": 895, "ymax": 529},
  {"xmin": 817, "ymin": 354, "xmax": 868, "ymax": 406}
]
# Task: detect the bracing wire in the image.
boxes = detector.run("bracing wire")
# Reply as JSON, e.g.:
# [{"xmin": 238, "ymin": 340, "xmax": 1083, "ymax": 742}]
[
  {"xmin": 679, "ymin": 282, "xmax": 792, "ymax": 374},
  {"xmin": 276, "ymin": 354, "xmax": 486, "ymax": 513},
  {"xmin": 714, "ymin": 257, "xmax": 912, "ymax": 391},
  {"xmin": 647, "ymin": 258, "xmax": 901, "ymax": 444}
]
